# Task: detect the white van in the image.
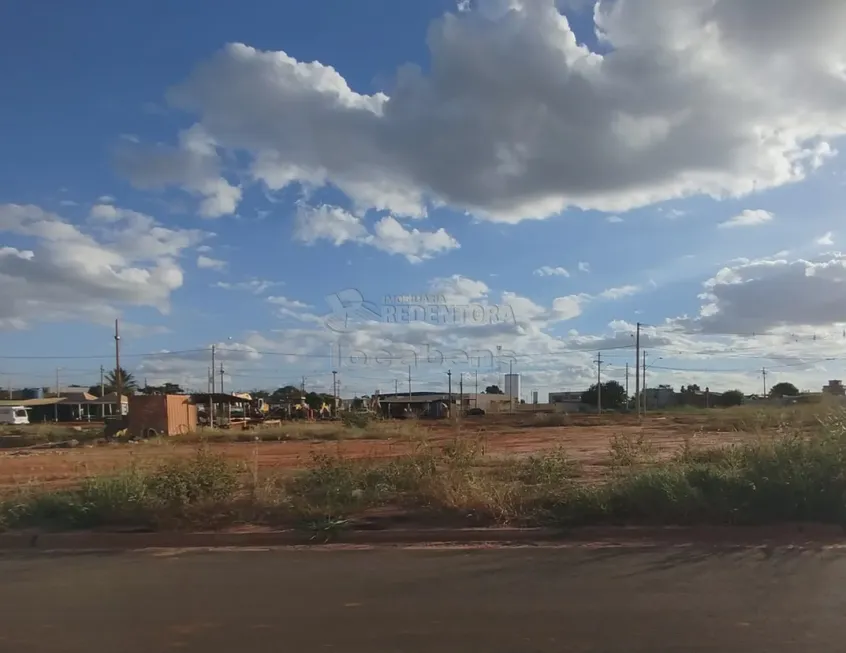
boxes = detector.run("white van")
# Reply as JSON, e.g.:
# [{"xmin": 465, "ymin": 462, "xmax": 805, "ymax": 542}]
[{"xmin": 0, "ymin": 406, "xmax": 30, "ymax": 425}]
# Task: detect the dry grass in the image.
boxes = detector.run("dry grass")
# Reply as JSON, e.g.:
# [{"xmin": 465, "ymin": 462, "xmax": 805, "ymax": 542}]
[{"xmin": 7, "ymin": 412, "xmax": 846, "ymax": 532}]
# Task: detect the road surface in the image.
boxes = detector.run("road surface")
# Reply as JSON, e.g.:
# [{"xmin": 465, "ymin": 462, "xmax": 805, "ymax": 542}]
[{"xmin": 1, "ymin": 544, "xmax": 845, "ymax": 652}]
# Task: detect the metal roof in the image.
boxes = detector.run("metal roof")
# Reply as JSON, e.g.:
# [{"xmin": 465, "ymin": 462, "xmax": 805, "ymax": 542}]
[{"xmin": 0, "ymin": 398, "xmax": 65, "ymax": 407}]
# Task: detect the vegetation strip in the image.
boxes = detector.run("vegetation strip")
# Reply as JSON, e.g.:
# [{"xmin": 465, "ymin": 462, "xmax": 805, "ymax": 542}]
[{"xmin": 5, "ymin": 418, "xmax": 846, "ymax": 534}]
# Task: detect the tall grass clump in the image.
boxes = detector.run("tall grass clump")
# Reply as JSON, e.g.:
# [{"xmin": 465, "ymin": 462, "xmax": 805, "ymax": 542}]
[{"xmin": 0, "ymin": 449, "xmax": 240, "ymax": 531}]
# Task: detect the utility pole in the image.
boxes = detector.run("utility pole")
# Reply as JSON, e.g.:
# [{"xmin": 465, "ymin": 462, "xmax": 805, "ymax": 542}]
[
  {"xmin": 625, "ymin": 362, "xmax": 629, "ymax": 411},
  {"xmin": 395, "ymin": 378, "xmax": 398, "ymax": 395},
  {"xmin": 642, "ymin": 351, "xmax": 648, "ymax": 413},
  {"xmin": 595, "ymin": 352, "xmax": 602, "ymax": 414},
  {"xmin": 447, "ymin": 370, "xmax": 452, "ymax": 418},
  {"xmin": 475, "ymin": 370, "xmax": 479, "ymax": 408},
  {"xmin": 219, "ymin": 363, "xmax": 225, "ymax": 394},
  {"xmin": 762, "ymin": 367, "xmax": 768, "ymax": 396},
  {"xmin": 100, "ymin": 365, "xmax": 104, "ymax": 398},
  {"xmin": 635, "ymin": 322, "xmax": 641, "ymax": 418},
  {"xmin": 509, "ymin": 359, "xmax": 514, "ymax": 413},
  {"xmin": 208, "ymin": 343, "xmax": 214, "ymax": 429},
  {"xmin": 333, "ymin": 370, "xmax": 338, "ymax": 414},
  {"xmin": 114, "ymin": 318, "xmax": 122, "ymax": 419},
  {"xmin": 408, "ymin": 365, "xmax": 412, "ymax": 410},
  {"xmin": 459, "ymin": 373, "xmax": 464, "ymax": 419},
  {"xmin": 301, "ymin": 376, "xmax": 306, "ymax": 395},
  {"xmin": 54, "ymin": 367, "xmax": 60, "ymax": 422}
]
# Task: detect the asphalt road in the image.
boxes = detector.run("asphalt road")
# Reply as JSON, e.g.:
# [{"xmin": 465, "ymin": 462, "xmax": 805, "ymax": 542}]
[{"xmin": 1, "ymin": 544, "xmax": 845, "ymax": 652}]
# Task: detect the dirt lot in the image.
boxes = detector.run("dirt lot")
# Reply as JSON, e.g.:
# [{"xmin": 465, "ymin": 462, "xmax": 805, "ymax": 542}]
[{"xmin": 0, "ymin": 413, "xmax": 769, "ymax": 491}]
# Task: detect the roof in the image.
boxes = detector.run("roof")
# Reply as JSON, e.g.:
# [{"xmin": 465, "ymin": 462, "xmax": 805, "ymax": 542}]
[
  {"xmin": 190, "ymin": 392, "xmax": 252, "ymax": 405},
  {"xmin": 0, "ymin": 398, "xmax": 65, "ymax": 407}
]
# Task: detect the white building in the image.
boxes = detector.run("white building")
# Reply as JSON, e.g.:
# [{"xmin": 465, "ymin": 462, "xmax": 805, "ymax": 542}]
[{"xmin": 504, "ymin": 374, "xmax": 521, "ymax": 403}]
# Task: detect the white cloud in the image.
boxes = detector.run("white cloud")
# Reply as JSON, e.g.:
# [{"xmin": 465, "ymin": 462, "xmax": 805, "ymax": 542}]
[
  {"xmin": 428, "ymin": 275, "xmax": 489, "ymax": 303},
  {"xmin": 196, "ymin": 244, "xmax": 213, "ymax": 253},
  {"xmin": 534, "ymin": 266, "xmax": 569, "ymax": 277},
  {"xmin": 59, "ymin": 200, "xmax": 77, "ymax": 207},
  {"xmin": 817, "ymin": 231, "xmax": 835, "ymax": 246},
  {"xmin": 606, "ymin": 215, "xmax": 623, "ymax": 223},
  {"xmin": 294, "ymin": 204, "xmax": 369, "ymax": 246},
  {"xmin": 97, "ymin": 195, "xmax": 116, "ymax": 204},
  {"xmin": 368, "ymin": 216, "xmax": 460, "ymax": 263},
  {"xmin": 685, "ymin": 253, "xmax": 846, "ymax": 334},
  {"xmin": 266, "ymin": 295, "xmax": 310, "ymax": 309},
  {"xmin": 718, "ymin": 209, "xmax": 774, "ymax": 229},
  {"xmin": 215, "ymin": 278, "xmax": 281, "ymax": 294},
  {"xmin": 294, "ymin": 204, "xmax": 459, "ymax": 263},
  {"xmin": 121, "ymin": 1, "xmax": 846, "ymax": 222},
  {"xmin": 89, "ymin": 204, "xmax": 120, "ymax": 221},
  {"xmin": 115, "ymin": 124, "xmax": 242, "ymax": 218},
  {"xmin": 196, "ymin": 254, "xmax": 227, "ymax": 271},
  {"xmin": 578, "ymin": 261, "xmax": 590, "ymax": 273},
  {"xmin": 0, "ymin": 204, "xmax": 203, "ymax": 328},
  {"xmin": 598, "ymin": 284, "xmax": 640, "ymax": 300}
]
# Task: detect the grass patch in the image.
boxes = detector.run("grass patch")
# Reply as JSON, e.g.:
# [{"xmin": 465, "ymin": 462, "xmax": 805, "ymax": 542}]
[{"xmin": 8, "ymin": 421, "xmax": 846, "ymax": 531}]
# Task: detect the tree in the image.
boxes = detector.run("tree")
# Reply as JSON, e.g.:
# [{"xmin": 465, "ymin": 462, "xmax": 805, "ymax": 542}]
[
  {"xmin": 89, "ymin": 367, "xmax": 138, "ymax": 396},
  {"xmin": 581, "ymin": 381, "xmax": 627, "ymax": 410},
  {"xmin": 719, "ymin": 390, "xmax": 744, "ymax": 407},
  {"xmin": 484, "ymin": 385, "xmax": 504, "ymax": 394},
  {"xmin": 271, "ymin": 385, "xmax": 303, "ymax": 403},
  {"xmin": 139, "ymin": 382, "xmax": 184, "ymax": 395},
  {"xmin": 769, "ymin": 382, "xmax": 799, "ymax": 398}
]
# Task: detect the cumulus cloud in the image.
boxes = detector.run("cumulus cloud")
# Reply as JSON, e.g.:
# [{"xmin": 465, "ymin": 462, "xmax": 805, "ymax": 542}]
[
  {"xmin": 578, "ymin": 262, "xmax": 590, "ymax": 273},
  {"xmin": 0, "ymin": 204, "xmax": 205, "ymax": 328},
  {"xmin": 115, "ymin": 124, "xmax": 241, "ymax": 218},
  {"xmin": 606, "ymin": 215, "xmax": 623, "ymax": 223},
  {"xmin": 119, "ymin": 0, "xmax": 846, "ymax": 222},
  {"xmin": 266, "ymin": 295, "xmax": 310, "ymax": 309},
  {"xmin": 534, "ymin": 266, "xmax": 569, "ymax": 277},
  {"xmin": 718, "ymin": 209, "xmax": 774, "ymax": 229},
  {"xmin": 598, "ymin": 284, "xmax": 640, "ymax": 300},
  {"xmin": 817, "ymin": 231, "xmax": 835, "ymax": 246},
  {"xmin": 685, "ymin": 253, "xmax": 846, "ymax": 335},
  {"xmin": 196, "ymin": 255, "xmax": 227, "ymax": 271},
  {"xmin": 294, "ymin": 204, "xmax": 459, "ymax": 263},
  {"xmin": 215, "ymin": 278, "xmax": 281, "ymax": 294}
]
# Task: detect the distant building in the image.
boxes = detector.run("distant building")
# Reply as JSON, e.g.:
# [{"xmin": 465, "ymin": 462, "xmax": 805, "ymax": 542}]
[
  {"xmin": 548, "ymin": 391, "xmax": 584, "ymax": 404},
  {"xmin": 823, "ymin": 380, "xmax": 845, "ymax": 396}
]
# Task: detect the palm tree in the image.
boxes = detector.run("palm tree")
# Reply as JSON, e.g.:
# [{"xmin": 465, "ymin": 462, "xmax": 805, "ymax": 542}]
[{"xmin": 102, "ymin": 367, "xmax": 138, "ymax": 395}]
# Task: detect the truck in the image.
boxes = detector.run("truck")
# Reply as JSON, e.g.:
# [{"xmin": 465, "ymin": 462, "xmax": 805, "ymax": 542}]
[{"xmin": 0, "ymin": 406, "xmax": 30, "ymax": 425}]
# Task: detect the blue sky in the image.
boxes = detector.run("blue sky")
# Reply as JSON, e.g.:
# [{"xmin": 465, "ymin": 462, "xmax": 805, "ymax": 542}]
[{"xmin": 2, "ymin": 0, "xmax": 846, "ymax": 397}]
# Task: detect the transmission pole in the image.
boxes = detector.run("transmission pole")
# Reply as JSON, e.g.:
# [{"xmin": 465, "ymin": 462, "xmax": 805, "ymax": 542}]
[
  {"xmin": 333, "ymin": 370, "xmax": 338, "ymax": 414},
  {"xmin": 762, "ymin": 367, "xmax": 768, "ymax": 396},
  {"xmin": 595, "ymin": 352, "xmax": 602, "ymax": 414},
  {"xmin": 210, "ymin": 345, "xmax": 216, "ymax": 394},
  {"xmin": 459, "ymin": 373, "xmax": 464, "ymax": 419},
  {"xmin": 635, "ymin": 322, "xmax": 641, "ymax": 417},
  {"xmin": 642, "ymin": 351, "xmax": 648, "ymax": 413},
  {"xmin": 114, "ymin": 318, "xmax": 122, "ymax": 418}
]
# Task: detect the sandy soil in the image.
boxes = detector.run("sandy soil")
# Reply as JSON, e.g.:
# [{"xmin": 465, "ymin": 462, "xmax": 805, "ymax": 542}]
[{"xmin": 0, "ymin": 414, "xmax": 765, "ymax": 492}]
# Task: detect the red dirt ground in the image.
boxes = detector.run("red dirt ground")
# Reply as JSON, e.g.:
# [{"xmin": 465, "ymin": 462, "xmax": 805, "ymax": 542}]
[{"xmin": 0, "ymin": 415, "xmax": 762, "ymax": 492}]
